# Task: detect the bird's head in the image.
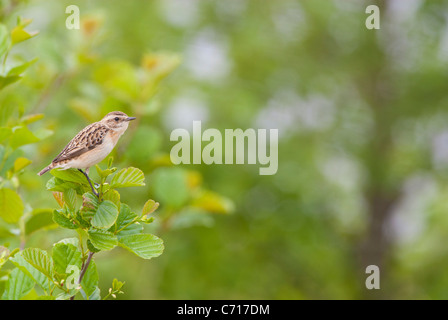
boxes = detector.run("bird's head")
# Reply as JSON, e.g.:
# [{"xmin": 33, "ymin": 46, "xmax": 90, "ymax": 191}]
[{"xmin": 101, "ymin": 111, "xmax": 136, "ymax": 130}]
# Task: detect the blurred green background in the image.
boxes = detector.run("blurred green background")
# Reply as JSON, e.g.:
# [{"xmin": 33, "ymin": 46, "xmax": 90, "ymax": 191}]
[{"xmin": 2, "ymin": 0, "xmax": 448, "ymax": 299}]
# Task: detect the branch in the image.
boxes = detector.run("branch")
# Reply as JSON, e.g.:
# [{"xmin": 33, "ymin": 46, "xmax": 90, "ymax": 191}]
[{"xmin": 70, "ymin": 251, "xmax": 94, "ymax": 300}]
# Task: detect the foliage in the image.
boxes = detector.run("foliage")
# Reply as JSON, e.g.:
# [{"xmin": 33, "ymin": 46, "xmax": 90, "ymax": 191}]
[
  {"xmin": 0, "ymin": 1, "xmax": 234, "ymax": 298},
  {"xmin": 2, "ymin": 159, "xmax": 163, "ymax": 300},
  {"xmin": 6, "ymin": 0, "xmax": 448, "ymax": 300}
]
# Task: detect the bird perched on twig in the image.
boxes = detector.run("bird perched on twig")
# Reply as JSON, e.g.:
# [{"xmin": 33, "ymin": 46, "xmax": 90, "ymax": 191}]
[{"xmin": 38, "ymin": 111, "xmax": 136, "ymax": 196}]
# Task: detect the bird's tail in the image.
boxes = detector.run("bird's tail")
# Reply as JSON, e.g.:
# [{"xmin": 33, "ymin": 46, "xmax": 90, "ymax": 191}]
[{"xmin": 38, "ymin": 164, "xmax": 53, "ymax": 176}]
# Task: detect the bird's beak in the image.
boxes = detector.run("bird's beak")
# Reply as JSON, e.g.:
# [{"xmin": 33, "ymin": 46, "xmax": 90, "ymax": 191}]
[{"xmin": 125, "ymin": 117, "xmax": 136, "ymax": 121}]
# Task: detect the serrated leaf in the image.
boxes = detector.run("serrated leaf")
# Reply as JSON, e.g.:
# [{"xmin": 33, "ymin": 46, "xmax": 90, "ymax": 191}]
[
  {"xmin": 53, "ymin": 209, "xmax": 78, "ymax": 229},
  {"xmin": 110, "ymin": 167, "xmax": 145, "ymax": 188},
  {"xmin": 118, "ymin": 234, "xmax": 164, "ymax": 260},
  {"xmin": 0, "ymin": 188, "xmax": 24, "ymax": 223},
  {"xmin": 46, "ymin": 177, "xmax": 85, "ymax": 193},
  {"xmin": 52, "ymin": 242, "xmax": 82, "ymax": 276},
  {"xmin": 1, "ymin": 268, "xmax": 34, "ymax": 300},
  {"xmin": 114, "ymin": 203, "xmax": 138, "ymax": 235},
  {"xmin": 55, "ymin": 237, "xmax": 79, "ymax": 247},
  {"xmin": 75, "ymin": 211, "xmax": 91, "ymax": 229},
  {"xmin": 91, "ymin": 200, "xmax": 118, "ymax": 229},
  {"xmin": 10, "ymin": 249, "xmax": 51, "ymax": 290},
  {"xmin": 80, "ymin": 192, "xmax": 99, "ymax": 220},
  {"xmin": 21, "ymin": 248, "xmax": 54, "ymax": 282},
  {"xmin": 88, "ymin": 229, "xmax": 117, "ymax": 251},
  {"xmin": 50, "ymin": 168, "xmax": 89, "ymax": 185},
  {"xmin": 52, "ymin": 192, "xmax": 64, "ymax": 207},
  {"xmin": 63, "ymin": 188, "xmax": 77, "ymax": 211}
]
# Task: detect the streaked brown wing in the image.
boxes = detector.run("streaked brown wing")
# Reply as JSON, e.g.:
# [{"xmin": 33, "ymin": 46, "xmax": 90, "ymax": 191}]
[{"xmin": 52, "ymin": 122, "xmax": 109, "ymax": 163}]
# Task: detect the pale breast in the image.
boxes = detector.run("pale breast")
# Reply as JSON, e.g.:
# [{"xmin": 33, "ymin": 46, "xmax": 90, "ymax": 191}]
[{"xmin": 65, "ymin": 132, "xmax": 116, "ymax": 169}]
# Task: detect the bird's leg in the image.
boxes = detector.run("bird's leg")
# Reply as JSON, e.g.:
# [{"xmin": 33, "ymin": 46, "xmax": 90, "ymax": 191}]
[
  {"xmin": 84, "ymin": 168, "xmax": 99, "ymax": 188},
  {"xmin": 78, "ymin": 169, "xmax": 99, "ymax": 197}
]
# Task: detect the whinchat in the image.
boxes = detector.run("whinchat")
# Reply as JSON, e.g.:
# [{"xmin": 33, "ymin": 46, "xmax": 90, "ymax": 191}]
[{"xmin": 38, "ymin": 111, "xmax": 136, "ymax": 195}]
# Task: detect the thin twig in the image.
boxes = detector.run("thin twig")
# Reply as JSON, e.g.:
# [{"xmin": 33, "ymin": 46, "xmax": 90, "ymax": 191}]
[{"xmin": 70, "ymin": 251, "xmax": 94, "ymax": 300}]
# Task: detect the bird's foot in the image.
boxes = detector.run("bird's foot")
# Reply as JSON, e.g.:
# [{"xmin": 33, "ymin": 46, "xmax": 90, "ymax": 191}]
[{"xmin": 78, "ymin": 169, "xmax": 99, "ymax": 198}]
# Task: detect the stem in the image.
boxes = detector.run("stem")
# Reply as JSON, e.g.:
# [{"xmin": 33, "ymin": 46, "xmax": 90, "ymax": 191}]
[
  {"xmin": 70, "ymin": 251, "xmax": 94, "ymax": 300},
  {"xmin": 78, "ymin": 169, "xmax": 99, "ymax": 197}
]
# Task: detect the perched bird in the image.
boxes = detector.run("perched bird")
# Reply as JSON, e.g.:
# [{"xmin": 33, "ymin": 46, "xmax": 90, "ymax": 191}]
[{"xmin": 38, "ymin": 111, "xmax": 136, "ymax": 195}]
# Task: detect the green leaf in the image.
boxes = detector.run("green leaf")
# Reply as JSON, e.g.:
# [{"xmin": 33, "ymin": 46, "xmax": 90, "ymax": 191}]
[
  {"xmin": 118, "ymin": 234, "xmax": 164, "ymax": 260},
  {"xmin": 1, "ymin": 268, "xmax": 34, "ymax": 300},
  {"xmin": 13, "ymin": 157, "xmax": 32, "ymax": 173},
  {"xmin": 46, "ymin": 177, "xmax": 85, "ymax": 193},
  {"xmin": 110, "ymin": 167, "xmax": 145, "ymax": 188},
  {"xmin": 0, "ymin": 188, "xmax": 24, "ymax": 223},
  {"xmin": 142, "ymin": 199, "xmax": 159, "ymax": 216},
  {"xmin": 75, "ymin": 211, "xmax": 91, "ymax": 229},
  {"xmin": 114, "ymin": 203, "xmax": 141, "ymax": 236},
  {"xmin": 9, "ymin": 126, "xmax": 40, "ymax": 149},
  {"xmin": 91, "ymin": 200, "xmax": 119, "ymax": 229},
  {"xmin": 102, "ymin": 189, "xmax": 120, "ymax": 208},
  {"xmin": 55, "ymin": 237, "xmax": 79, "ymax": 247},
  {"xmin": 7, "ymin": 58, "xmax": 38, "ymax": 76},
  {"xmin": 0, "ymin": 75, "xmax": 21, "ymax": 90},
  {"xmin": 112, "ymin": 278, "xmax": 125, "ymax": 291},
  {"xmin": 107, "ymin": 156, "xmax": 114, "ymax": 168},
  {"xmin": 11, "ymin": 23, "xmax": 38, "ymax": 45},
  {"xmin": 95, "ymin": 164, "xmax": 116, "ymax": 179},
  {"xmin": 80, "ymin": 192, "xmax": 99, "ymax": 220},
  {"xmin": 52, "ymin": 242, "xmax": 82, "ymax": 276},
  {"xmin": 50, "ymin": 168, "xmax": 89, "ymax": 185},
  {"xmin": 10, "ymin": 249, "xmax": 51, "ymax": 290},
  {"xmin": 7, "ymin": 59, "xmax": 35, "ymax": 78},
  {"xmin": 88, "ymin": 229, "xmax": 117, "ymax": 251},
  {"xmin": 53, "ymin": 209, "xmax": 78, "ymax": 229},
  {"xmin": 86, "ymin": 239, "xmax": 100, "ymax": 253},
  {"xmin": 25, "ymin": 209, "xmax": 56, "ymax": 235},
  {"xmin": 63, "ymin": 188, "xmax": 77, "ymax": 211},
  {"xmin": 21, "ymin": 248, "xmax": 54, "ymax": 283}
]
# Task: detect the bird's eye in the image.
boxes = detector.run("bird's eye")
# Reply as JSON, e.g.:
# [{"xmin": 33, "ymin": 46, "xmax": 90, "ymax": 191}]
[{"xmin": 114, "ymin": 117, "xmax": 119, "ymax": 121}]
